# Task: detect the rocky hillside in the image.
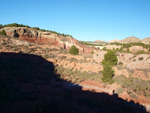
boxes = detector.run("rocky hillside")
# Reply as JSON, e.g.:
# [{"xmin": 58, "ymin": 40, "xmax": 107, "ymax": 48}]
[
  {"xmin": 0, "ymin": 35, "xmax": 148, "ymax": 113},
  {"xmin": 0, "ymin": 27, "xmax": 97, "ymax": 54},
  {"xmin": 142, "ymin": 38, "xmax": 150, "ymax": 44},
  {"xmin": 0, "ymin": 24, "xmax": 150, "ymax": 112}
]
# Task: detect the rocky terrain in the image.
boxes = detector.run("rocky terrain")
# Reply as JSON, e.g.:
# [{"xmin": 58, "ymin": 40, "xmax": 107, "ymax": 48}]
[
  {"xmin": 0, "ymin": 25, "xmax": 150, "ymax": 112},
  {"xmin": 0, "ymin": 27, "xmax": 98, "ymax": 54}
]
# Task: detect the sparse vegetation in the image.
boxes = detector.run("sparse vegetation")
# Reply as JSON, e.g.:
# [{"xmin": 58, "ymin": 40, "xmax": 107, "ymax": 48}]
[
  {"xmin": 55, "ymin": 65, "xmax": 102, "ymax": 83},
  {"xmin": 136, "ymin": 50, "xmax": 145, "ymax": 54},
  {"xmin": 80, "ymin": 41, "xmax": 105, "ymax": 46},
  {"xmin": 114, "ymin": 76, "xmax": 150, "ymax": 98},
  {"xmin": 0, "ymin": 23, "xmax": 73, "ymax": 37},
  {"xmin": 116, "ymin": 88, "xmax": 124, "ymax": 94},
  {"xmin": 111, "ymin": 42, "xmax": 150, "ymax": 53}
]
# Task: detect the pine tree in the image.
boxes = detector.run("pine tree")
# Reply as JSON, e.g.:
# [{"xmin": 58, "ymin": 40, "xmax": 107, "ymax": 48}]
[
  {"xmin": 102, "ymin": 50, "xmax": 118, "ymax": 66},
  {"xmin": 101, "ymin": 50, "xmax": 118, "ymax": 84},
  {"xmin": 102, "ymin": 61, "xmax": 114, "ymax": 83}
]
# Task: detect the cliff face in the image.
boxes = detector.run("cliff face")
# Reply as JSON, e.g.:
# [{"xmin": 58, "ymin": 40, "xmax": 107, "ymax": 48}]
[{"xmin": 0, "ymin": 27, "xmax": 96, "ymax": 54}]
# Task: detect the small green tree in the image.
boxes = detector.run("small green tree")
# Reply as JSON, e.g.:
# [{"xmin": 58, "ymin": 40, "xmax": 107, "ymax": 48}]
[
  {"xmin": 101, "ymin": 50, "xmax": 118, "ymax": 84},
  {"xmin": 103, "ymin": 47, "xmax": 107, "ymax": 51},
  {"xmin": 102, "ymin": 50, "xmax": 118, "ymax": 66},
  {"xmin": 69, "ymin": 45, "xmax": 79, "ymax": 55},
  {"xmin": 1, "ymin": 29, "xmax": 6, "ymax": 35},
  {"xmin": 102, "ymin": 61, "xmax": 114, "ymax": 83}
]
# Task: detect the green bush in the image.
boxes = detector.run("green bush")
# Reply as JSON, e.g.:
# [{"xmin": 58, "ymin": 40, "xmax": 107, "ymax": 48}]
[
  {"xmin": 91, "ymin": 51, "xmax": 94, "ymax": 54},
  {"xmin": 69, "ymin": 45, "xmax": 79, "ymax": 55},
  {"xmin": 102, "ymin": 50, "xmax": 118, "ymax": 66},
  {"xmin": 102, "ymin": 61, "xmax": 114, "ymax": 83},
  {"xmin": 1, "ymin": 29, "xmax": 6, "ymax": 35}
]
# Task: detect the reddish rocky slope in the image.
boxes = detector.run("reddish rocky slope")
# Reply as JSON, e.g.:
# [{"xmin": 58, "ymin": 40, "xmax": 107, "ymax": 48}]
[{"xmin": 0, "ymin": 27, "xmax": 97, "ymax": 54}]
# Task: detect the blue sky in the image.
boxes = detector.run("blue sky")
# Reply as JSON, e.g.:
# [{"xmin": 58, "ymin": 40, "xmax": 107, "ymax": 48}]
[{"xmin": 0, "ymin": 0, "xmax": 150, "ymax": 41}]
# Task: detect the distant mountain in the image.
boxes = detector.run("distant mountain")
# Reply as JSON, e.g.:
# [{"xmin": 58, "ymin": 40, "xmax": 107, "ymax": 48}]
[
  {"xmin": 121, "ymin": 36, "xmax": 141, "ymax": 43},
  {"xmin": 141, "ymin": 37, "xmax": 150, "ymax": 44}
]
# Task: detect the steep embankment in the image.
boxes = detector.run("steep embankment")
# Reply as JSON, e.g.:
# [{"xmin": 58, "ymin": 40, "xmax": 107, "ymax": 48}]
[{"xmin": 0, "ymin": 27, "xmax": 97, "ymax": 54}]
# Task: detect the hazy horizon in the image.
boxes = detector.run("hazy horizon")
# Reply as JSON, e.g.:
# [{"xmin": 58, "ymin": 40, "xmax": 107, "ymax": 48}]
[{"xmin": 0, "ymin": 0, "xmax": 150, "ymax": 41}]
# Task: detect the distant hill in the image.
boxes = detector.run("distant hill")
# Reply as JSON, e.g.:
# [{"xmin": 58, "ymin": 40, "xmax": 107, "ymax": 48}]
[
  {"xmin": 121, "ymin": 36, "xmax": 141, "ymax": 43},
  {"xmin": 141, "ymin": 37, "xmax": 150, "ymax": 44}
]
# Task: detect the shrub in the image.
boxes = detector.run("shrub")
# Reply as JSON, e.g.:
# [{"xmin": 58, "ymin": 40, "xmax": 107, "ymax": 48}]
[
  {"xmin": 91, "ymin": 51, "xmax": 94, "ymax": 54},
  {"xmin": 102, "ymin": 61, "xmax": 114, "ymax": 83},
  {"xmin": 32, "ymin": 27, "xmax": 40, "ymax": 30},
  {"xmin": 1, "ymin": 29, "xmax": 6, "ymax": 35},
  {"xmin": 103, "ymin": 47, "xmax": 107, "ymax": 51},
  {"xmin": 3, "ymin": 23, "xmax": 28, "ymax": 27},
  {"xmin": 127, "ymin": 90, "xmax": 138, "ymax": 99},
  {"xmin": 136, "ymin": 50, "xmax": 145, "ymax": 54},
  {"xmin": 69, "ymin": 45, "xmax": 79, "ymax": 55}
]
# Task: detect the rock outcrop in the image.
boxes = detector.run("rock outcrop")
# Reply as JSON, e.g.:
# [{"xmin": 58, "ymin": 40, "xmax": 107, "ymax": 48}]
[
  {"xmin": 118, "ymin": 53, "xmax": 150, "ymax": 70},
  {"xmin": 0, "ymin": 27, "xmax": 96, "ymax": 54},
  {"xmin": 129, "ymin": 46, "xmax": 148, "ymax": 53}
]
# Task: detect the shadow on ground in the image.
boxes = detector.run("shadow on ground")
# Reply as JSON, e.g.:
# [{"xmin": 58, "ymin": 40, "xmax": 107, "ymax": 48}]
[{"xmin": 0, "ymin": 52, "xmax": 147, "ymax": 113}]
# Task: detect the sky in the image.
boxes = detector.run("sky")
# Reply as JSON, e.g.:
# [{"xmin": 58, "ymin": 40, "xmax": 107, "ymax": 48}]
[{"xmin": 0, "ymin": 0, "xmax": 150, "ymax": 41}]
